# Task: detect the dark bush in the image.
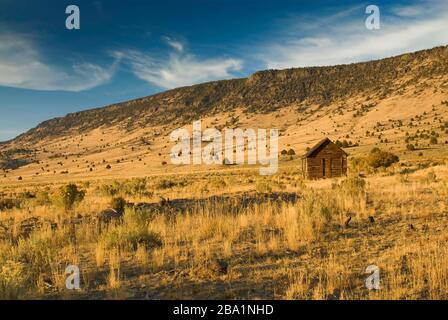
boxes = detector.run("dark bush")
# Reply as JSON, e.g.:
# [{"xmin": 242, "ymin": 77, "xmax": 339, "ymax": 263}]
[
  {"xmin": 51, "ymin": 184, "xmax": 85, "ymax": 211},
  {"xmin": 366, "ymin": 148, "xmax": 399, "ymax": 168},
  {"xmin": 157, "ymin": 179, "xmax": 177, "ymax": 190},
  {"xmin": 0, "ymin": 198, "xmax": 20, "ymax": 210},
  {"xmin": 111, "ymin": 197, "xmax": 127, "ymax": 212}
]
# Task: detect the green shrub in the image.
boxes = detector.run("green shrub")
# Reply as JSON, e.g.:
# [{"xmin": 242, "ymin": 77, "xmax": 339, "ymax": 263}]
[
  {"xmin": 206, "ymin": 178, "xmax": 228, "ymax": 190},
  {"xmin": 336, "ymin": 140, "xmax": 350, "ymax": 148},
  {"xmin": 0, "ymin": 260, "xmax": 28, "ymax": 299},
  {"xmin": 0, "ymin": 198, "xmax": 20, "ymax": 211},
  {"xmin": 426, "ymin": 170, "xmax": 437, "ymax": 183},
  {"xmin": 34, "ymin": 191, "xmax": 51, "ymax": 206},
  {"xmin": 366, "ymin": 148, "xmax": 399, "ymax": 168},
  {"xmin": 296, "ymin": 192, "xmax": 334, "ymax": 238},
  {"xmin": 125, "ymin": 178, "xmax": 152, "ymax": 196},
  {"xmin": 122, "ymin": 207, "xmax": 156, "ymax": 227},
  {"xmin": 398, "ymin": 172, "xmax": 409, "ymax": 183},
  {"xmin": 51, "ymin": 184, "xmax": 85, "ymax": 211},
  {"xmin": 98, "ymin": 181, "xmax": 121, "ymax": 197},
  {"xmin": 19, "ymin": 191, "xmax": 35, "ymax": 199},
  {"xmin": 111, "ymin": 197, "xmax": 127, "ymax": 212},
  {"xmin": 100, "ymin": 207, "xmax": 161, "ymax": 250},
  {"xmin": 156, "ymin": 179, "xmax": 177, "ymax": 190},
  {"xmin": 101, "ymin": 225, "xmax": 162, "ymax": 251},
  {"xmin": 255, "ymin": 180, "xmax": 273, "ymax": 193},
  {"xmin": 5, "ymin": 227, "xmax": 70, "ymax": 290},
  {"xmin": 349, "ymin": 157, "xmax": 369, "ymax": 173},
  {"xmin": 337, "ymin": 176, "xmax": 366, "ymax": 196},
  {"xmin": 99, "ymin": 179, "xmax": 153, "ymax": 197}
]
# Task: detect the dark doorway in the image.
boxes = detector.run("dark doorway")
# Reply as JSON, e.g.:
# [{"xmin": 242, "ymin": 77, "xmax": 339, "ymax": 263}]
[{"xmin": 322, "ymin": 158, "xmax": 326, "ymax": 177}]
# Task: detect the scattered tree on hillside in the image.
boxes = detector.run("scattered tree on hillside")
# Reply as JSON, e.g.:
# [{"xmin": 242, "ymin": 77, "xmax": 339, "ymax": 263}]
[{"xmin": 366, "ymin": 148, "xmax": 399, "ymax": 168}]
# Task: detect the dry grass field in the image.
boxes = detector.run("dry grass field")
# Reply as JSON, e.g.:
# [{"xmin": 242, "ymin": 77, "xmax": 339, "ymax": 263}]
[{"xmin": 1, "ymin": 159, "xmax": 448, "ymax": 300}]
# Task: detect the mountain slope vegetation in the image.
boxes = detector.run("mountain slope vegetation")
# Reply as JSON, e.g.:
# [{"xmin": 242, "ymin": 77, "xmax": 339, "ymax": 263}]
[{"xmin": 12, "ymin": 46, "xmax": 448, "ymax": 143}]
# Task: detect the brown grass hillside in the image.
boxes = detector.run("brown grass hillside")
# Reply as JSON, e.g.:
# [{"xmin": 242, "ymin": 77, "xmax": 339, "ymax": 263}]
[{"xmin": 1, "ymin": 45, "xmax": 448, "ymax": 184}]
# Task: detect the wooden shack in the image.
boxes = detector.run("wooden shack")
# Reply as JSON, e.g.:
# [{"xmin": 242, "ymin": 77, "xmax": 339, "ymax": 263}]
[{"xmin": 301, "ymin": 138, "xmax": 348, "ymax": 179}]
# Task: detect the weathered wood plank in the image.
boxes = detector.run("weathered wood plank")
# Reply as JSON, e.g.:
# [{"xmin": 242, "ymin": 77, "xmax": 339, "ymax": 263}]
[{"xmin": 302, "ymin": 139, "xmax": 347, "ymax": 179}]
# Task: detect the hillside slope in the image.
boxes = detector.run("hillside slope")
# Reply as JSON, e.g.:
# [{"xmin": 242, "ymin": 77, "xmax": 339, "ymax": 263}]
[
  {"xmin": 11, "ymin": 46, "xmax": 448, "ymax": 143},
  {"xmin": 1, "ymin": 45, "xmax": 448, "ymax": 182}
]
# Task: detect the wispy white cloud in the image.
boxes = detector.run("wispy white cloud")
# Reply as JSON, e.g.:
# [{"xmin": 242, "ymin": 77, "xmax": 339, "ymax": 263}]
[
  {"xmin": 0, "ymin": 33, "xmax": 117, "ymax": 92},
  {"xmin": 113, "ymin": 40, "xmax": 242, "ymax": 89},
  {"xmin": 164, "ymin": 36, "xmax": 184, "ymax": 52},
  {"xmin": 3, "ymin": 2, "xmax": 445, "ymax": 93},
  {"xmin": 391, "ymin": 4, "xmax": 424, "ymax": 17},
  {"xmin": 260, "ymin": 1, "xmax": 448, "ymax": 69}
]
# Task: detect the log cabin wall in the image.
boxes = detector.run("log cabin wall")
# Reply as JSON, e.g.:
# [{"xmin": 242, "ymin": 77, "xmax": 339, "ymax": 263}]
[{"xmin": 302, "ymin": 140, "xmax": 347, "ymax": 179}]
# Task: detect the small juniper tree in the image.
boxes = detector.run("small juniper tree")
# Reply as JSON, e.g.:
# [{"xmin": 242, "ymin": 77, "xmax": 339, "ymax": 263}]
[
  {"xmin": 51, "ymin": 184, "xmax": 85, "ymax": 211},
  {"xmin": 366, "ymin": 148, "xmax": 399, "ymax": 168}
]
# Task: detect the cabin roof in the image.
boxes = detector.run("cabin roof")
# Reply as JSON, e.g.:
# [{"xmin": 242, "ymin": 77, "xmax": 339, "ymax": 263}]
[{"xmin": 302, "ymin": 138, "xmax": 348, "ymax": 158}]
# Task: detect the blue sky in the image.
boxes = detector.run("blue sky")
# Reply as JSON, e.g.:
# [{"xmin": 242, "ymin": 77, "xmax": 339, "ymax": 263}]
[{"xmin": 1, "ymin": 0, "xmax": 448, "ymax": 141}]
